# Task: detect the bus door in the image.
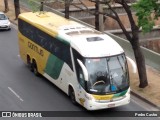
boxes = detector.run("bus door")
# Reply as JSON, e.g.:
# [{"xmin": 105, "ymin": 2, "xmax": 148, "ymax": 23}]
[{"xmin": 72, "ymin": 49, "xmax": 87, "ymax": 105}]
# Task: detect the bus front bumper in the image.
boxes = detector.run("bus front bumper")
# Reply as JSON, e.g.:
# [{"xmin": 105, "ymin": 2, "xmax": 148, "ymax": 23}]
[{"xmin": 84, "ymin": 93, "xmax": 130, "ymax": 111}]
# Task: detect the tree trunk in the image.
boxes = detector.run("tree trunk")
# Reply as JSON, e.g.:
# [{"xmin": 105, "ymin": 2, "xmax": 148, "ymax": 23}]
[
  {"xmin": 14, "ymin": 0, "xmax": 20, "ymax": 20},
  {"xmin": 131, "ymin": 37, "xmax": 148, "ymax": 88},
  {"xmin": 4, "ymin": 0, "xmax": 9, "ymax": 13},
  {"xmin": 98, "ymin": 4, "xmax": 104, "ymax": 32},
  {"xmin": 95, "ymin": 0, "xmax": 99, "ymax": 30},
  {"xmin": 115, "ymin": 1, "xmax": 148, "ymax": 88},
  {"xmin": 65, "ymin": 0, "xmax": 70, "ymax": 19},
  {"xmin": 40, "ymin": 1, "xmax": 44, "ymax": 12}
]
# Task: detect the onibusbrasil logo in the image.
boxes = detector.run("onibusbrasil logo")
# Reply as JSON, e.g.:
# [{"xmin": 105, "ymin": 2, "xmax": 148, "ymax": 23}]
[{"xmin": 2, "ymin": 112, "xmax": 42, "ymax": 118}]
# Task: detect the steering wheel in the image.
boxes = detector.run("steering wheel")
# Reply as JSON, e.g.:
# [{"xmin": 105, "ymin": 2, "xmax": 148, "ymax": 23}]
[{"xmin": 92, "ymin": 80, "xmax": 105, "ymax": 87}]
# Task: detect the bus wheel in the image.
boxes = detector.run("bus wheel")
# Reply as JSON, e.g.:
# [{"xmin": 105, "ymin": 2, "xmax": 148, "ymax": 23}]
[
  {"xmin": 69, "ymin": 87, "xmax": 77, "ymax": 105},
  {"xmin": 32, "ymin": 61, "xmax": 39, "ymax": 76}
]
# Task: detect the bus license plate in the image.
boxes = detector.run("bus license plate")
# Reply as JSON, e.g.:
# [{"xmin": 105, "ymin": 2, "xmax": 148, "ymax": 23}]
[{"xmin": 108, "ymin": 104, "xmax": 115, "ymax": 108}]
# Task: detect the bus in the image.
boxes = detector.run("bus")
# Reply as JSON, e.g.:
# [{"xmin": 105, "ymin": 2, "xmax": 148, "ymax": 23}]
[{"xmin": 18, "ymin": 12, "xmax": 130, "ymax": 110}]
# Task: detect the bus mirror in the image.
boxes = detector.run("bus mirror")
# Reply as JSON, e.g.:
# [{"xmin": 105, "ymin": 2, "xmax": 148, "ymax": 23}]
[
  {"xmin": 77, "ymin": 59, "xmax": 89, "ymax": 81},
  {"xmin": 126, "ymin": 56, "xmax": 137, "ymax": 73}
]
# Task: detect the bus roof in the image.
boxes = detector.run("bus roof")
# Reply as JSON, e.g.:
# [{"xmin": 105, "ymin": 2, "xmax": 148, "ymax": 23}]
[
  {"xmin": 18, "ymin": 12, "xmax": 81, "ymax": 35},
  {"xmin": 18, "ymin": 12, "xmax": 124, "ymax": 57}
]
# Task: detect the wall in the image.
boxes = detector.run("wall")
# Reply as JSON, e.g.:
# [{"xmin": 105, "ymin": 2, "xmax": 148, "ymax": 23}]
[{"xmin": 107, "ymin": 33, "xmax": 160, "ymax": 71}]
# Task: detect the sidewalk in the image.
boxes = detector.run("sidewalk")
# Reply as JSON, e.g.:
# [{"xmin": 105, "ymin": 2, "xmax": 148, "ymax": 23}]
[
  {"xmin": 0, "ymin": 0, "xmax": 29, "ymax": 25},
  {"xmin": 0, "ymin": 0, "xmax": 160, "ymax": 109}
]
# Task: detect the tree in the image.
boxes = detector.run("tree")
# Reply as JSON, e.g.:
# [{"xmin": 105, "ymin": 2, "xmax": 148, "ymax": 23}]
[
  {"xmin": 54, "ymin": 0, "xmax": 160, "ymax": 88},
  {"xmin": 95, "ymin": 0, "xmax": 100, "ymax": 30},
  {"xmin": 65, "ymin": 0, "xmax": 73, "ymax": 19},
  {"xmin": 133, "ymin": 0, "xmax": 160, "ymax": 33},
  {"xmin": 91, "ymin": 0, "xmax": 149, "ymax": 88},
  {"xmin": 40, "ymin": 1, "xmax": 44, "ymax": 12},
  {"xmin": 69, "ymin": 0, "xmax": 148, "ymax": 88},
  {"xmin": 4, "ymin": 0, "xmax": 9, "ymax": 13},
  {"xmin": 14, "ymin": 0, "xmax": 20, "ymax": 20}
]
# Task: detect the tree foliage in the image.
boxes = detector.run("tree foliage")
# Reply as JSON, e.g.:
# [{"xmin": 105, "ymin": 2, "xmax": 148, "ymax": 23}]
[
  {"xmin": 133, "ymin": 0, "xmax": 160, "ymax": 32},
  {"xmin": 28, "ymin": 0, "xmax": 43, "ymax": 12}
]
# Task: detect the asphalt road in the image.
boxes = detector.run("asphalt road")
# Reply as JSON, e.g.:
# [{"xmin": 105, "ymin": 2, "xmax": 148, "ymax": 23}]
[{"xmin": 0, "ymin": 25, "xmax": 159, "ymax": 120}]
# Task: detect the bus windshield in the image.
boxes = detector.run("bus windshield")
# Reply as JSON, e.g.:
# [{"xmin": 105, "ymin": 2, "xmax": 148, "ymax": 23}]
[{"xmin": 84, "ymin": 54, "xmax": 129, "ymax": 95}]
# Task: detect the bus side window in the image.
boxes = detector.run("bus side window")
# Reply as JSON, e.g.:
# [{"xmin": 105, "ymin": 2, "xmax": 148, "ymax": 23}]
[
  {"xmin": 20, "ymin": 21, "xmax": 34, "ymax": 41},
  {"xmin": 18, "ymin": 19, "xmax": 24, "ymax": 34}
]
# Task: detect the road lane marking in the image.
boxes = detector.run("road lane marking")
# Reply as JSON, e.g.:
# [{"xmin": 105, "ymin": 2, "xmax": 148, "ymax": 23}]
[{"xmin": 8, "ymin": 87, "xmax": 24, "ymax": 102}]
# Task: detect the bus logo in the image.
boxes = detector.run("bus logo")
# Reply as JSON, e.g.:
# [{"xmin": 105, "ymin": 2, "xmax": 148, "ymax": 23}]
[
  {"xmin": 28, "ymin": 42, "xmax": 44, "ymax": 56},
  {"xmin": 2, "ymin": 112, "xmax": 11, "ymax": 117}
]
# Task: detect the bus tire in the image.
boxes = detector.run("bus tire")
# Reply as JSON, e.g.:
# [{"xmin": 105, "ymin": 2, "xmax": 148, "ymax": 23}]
[
  {"xmin": 32, "ymin": 61, "xmax": 39, "ymax": 76},
  {"xmin": 69, "ymin": 87, "xmax": 77, "ymax": 105}
]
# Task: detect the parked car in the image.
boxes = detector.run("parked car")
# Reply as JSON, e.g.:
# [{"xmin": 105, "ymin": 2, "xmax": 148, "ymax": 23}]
[{"xmin": 0, "ymin": 12, "xmax": 11, "ymax": 30}]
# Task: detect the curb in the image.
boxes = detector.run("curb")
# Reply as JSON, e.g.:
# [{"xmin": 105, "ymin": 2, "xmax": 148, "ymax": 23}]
[{"xmin": 131, "ymin": 91, "xmax": 160, "ymax": 110}]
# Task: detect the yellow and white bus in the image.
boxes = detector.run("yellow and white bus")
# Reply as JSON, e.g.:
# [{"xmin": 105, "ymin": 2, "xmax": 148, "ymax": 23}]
[{"xmin": 18, "ymin": 12, "xmax": 130, "ymax": 110}]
